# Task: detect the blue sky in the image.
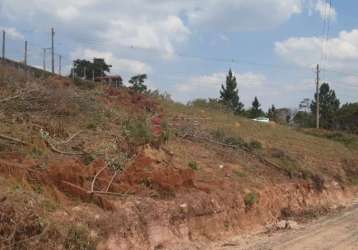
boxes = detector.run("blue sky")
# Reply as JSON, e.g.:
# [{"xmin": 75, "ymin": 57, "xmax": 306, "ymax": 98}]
[{"xmin": 1, "ymin": 0, "xmax": 357, "ymax": 110}]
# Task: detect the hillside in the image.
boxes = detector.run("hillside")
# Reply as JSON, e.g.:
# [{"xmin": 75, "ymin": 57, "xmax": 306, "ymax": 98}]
[{"xmin": 0, "ymin": 63, "xmax": 357, "ymax": 250}]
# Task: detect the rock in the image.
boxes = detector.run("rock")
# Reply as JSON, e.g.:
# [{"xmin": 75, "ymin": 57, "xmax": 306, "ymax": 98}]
[
  {"xmin": 287, "ymin": 220, "xmax": 302, "ymax": 230},
  {"xmin": 276, "ymin": 220, "xmax": 287, "ymax": 229},
  {"xmin": 275, "ymin": 220, "xmax": 302, "ymax": 230}
]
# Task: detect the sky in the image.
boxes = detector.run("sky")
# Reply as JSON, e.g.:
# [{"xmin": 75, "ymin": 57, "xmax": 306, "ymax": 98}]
[{"xmin": 0, "ymin": 0, "xmax": 358, "ymax": 110}]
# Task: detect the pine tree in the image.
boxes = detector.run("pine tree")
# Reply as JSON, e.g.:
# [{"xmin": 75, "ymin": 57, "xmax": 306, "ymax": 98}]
[
  {"xmin": 249, "ymin": 96, "xmax": 264, "ymax": 118},
  {"xmin": 310, "ymin": 83, "xmax": 340, "ymax": 129},
  {"xmin": 220, "ymin": 69, "xmax": 244, "ymax": 113}
]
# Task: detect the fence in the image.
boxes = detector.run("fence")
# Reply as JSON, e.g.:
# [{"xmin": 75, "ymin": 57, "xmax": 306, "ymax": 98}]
[{"xmin": 1, "ymin": 29, "xmax": 67, "ymax": 77}]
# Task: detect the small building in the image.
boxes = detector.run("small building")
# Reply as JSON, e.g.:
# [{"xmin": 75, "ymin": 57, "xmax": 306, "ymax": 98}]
[{"xmin": 95, "ymin": 75, "xmax": 123, "ymax": 87}]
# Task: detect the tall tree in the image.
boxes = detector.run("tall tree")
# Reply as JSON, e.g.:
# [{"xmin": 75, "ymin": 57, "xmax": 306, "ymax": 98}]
[
  {"xmin": 72, "ymin": 58, "xmax": 111, "ymax": 80},
  {"xmin": 267, "ymin": 104, "xmax": 277, "ymax": 121},
  {"xmin": 310, "ymin": 83, "xmax": 340, "ymax": 129},
  {"xmin": 220, "ymin": 69, "xmax": 244, "ymax": 113},
  {"xmin": 299, "ymin": 98, "xmax": 311, "ymax": 113},
  {"xmin": 129, "ymin": 74, "xmax": 148, "ymax": 93},
  {"xmin": 250, "ymin": 96, "xmax": 264, "ymax": 118}
]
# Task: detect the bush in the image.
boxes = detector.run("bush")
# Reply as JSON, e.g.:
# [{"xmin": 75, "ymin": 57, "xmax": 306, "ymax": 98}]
[
  {"xmin": 123, "ymin": 118, "xmax": 153, "ymax": 146},
  {"xmin": 188, "ymin": 161, "xmax": 199, "ymax": 171},
  {"xmin": 244, "ymin": 192, "xmax": 259, "ymax": 209}
]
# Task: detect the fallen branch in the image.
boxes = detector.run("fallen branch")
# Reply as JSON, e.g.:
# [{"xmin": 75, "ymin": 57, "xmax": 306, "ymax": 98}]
[
  {"xmin": 105, "ymin": 171, "xmax": 119, "ymax": 192},
  {"xmin": 0, "ymin": 94, "xmax": 22, "ymax": 103},
  {"xmin": 91, "ymin": 166, "xmax": 107, "ymax": 193},
  {"xmin": 62, "ymin": 181, "xmax": 128, "ymax": 198},
  {"xmin": 0, "ymin": 134, "xmax": 29, "ymax": 145},
  {"xmin": 45, "ymin": 140, "xmax": 84, "ymax": 156},
  {"xmin": 53, "ymin": 130, "xmax": 82, "ymax": 145}
]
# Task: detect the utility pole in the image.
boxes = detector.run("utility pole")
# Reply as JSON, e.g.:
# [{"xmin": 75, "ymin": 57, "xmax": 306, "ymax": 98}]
[
  {"xmin": 58, "ymin": 55, "xmax": 62, "ymax": 75},
  {"xmin": 2, "ymin": 30, "xmax": 5, "ymax": 60},
  {"xmin": 43, "ymin": 48, "xmax": 47, "ymax": 71},
  {"xmin": 51, "ymin": 27, "xmax": 55, "ymax": 73},
  {"xmin": 24, "ymin": 41, "xmax": 28, "ymax": 65},
  {"xmin": 316, "ymin": 64, "xmax": 320, "ymax": 129},
  {"xmin": 92, "ymin": 70, "xmax": 95, "ymax": 81}
]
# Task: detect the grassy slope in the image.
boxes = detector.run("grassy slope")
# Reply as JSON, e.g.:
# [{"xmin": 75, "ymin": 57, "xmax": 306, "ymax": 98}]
[{"xmin": 1, "ymin": 64, "xmax": 358, "ymax": 248}]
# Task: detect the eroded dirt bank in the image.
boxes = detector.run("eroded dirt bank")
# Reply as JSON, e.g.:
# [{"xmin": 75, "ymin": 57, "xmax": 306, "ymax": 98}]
[
  {"xmin": 208, "ymin": 198, "xmax": 358, "ymax": 250},
  {"xmin": 89, "ymin": 182, "xmax": 353, "ymax": 249}
]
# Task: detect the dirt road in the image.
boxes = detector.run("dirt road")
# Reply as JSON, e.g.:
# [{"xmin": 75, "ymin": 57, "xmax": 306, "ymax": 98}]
[{"xmin": 211, "ymin": 199, "xmax": 358, "ymax": 250}]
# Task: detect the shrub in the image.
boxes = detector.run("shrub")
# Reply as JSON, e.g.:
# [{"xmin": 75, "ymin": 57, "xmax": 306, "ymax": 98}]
[
  {"xmin": 123, "ymin": 118, "xmax": 152, "ymax": 146},
  {"xmin": 188, "ymin": 161, "xmax": 199, "ymax": 171},
  {"xmin": 244, "ymin": 192, "xmax": 259, "ymax": 209}
]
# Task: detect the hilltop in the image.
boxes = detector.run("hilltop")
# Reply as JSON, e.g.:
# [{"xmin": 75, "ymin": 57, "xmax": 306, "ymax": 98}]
[{"xmin": 0, "ymin": 63, "xmax": 357, "ymax": 250}]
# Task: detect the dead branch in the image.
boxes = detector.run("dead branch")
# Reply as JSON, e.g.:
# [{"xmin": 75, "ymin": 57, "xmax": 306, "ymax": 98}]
[
  {"xmin": 0, "ymin": 94, "xmax": 22, "ymax": 103},
  {"xmin": 45, "ymin": 140, "xmax": 84, "ymax": 156},
  {"xmin": 91, "ymin": 166, "xmax": 107, "ymax": 193},
  {"xmin": 53, "ymin": 130, "xmax": 82, "ymax": 145},
  {"xmin": 62, "ymin": 181, "xmax": 128, "ymax": 198},
  {"xmin": 0, "ymin": 134, "xmax": 29, "ymax": 145},
  {"xmin": 0, "ymin": 90, "xmax": 36, "ymax": 104},
  {"xmin": 105, "ymin": 171, "xmax": 119, "ymax": 192}
]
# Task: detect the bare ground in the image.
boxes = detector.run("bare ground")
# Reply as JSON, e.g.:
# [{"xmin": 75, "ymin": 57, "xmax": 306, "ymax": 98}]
[{"xmin": 204, "ymin": 198, "xmax": 358, "ymax": 250}]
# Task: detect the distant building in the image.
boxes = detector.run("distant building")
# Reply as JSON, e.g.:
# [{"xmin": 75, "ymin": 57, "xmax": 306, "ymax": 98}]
[{"xmin": 95, "ymin": 75, "xmax": 123, "ymax": 87}]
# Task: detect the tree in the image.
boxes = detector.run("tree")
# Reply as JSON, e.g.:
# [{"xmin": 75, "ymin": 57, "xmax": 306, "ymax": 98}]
[
  {"xmin": 249, "ymin": 96, "xmax": 264, "ymax": 118},
  {"xmin": 267, "ymin": 104, "xmax": 276, "ymax": 120},
  {"xmin": 310, "ymin": 83, "xmax": 340, "ymax": 129},
  {"xmin": 335, "ymin": 103, "xmax": 358, "ymax": 134},
  {"xmin": 72, "ymin": 58, "xmax": 111, "ymax": 80},
  {"xmin": 299, "ymin": 98, "xmax": 311, "ymax": 112},
  {"xmin": 293, "ymin": 111, "xmax": 314, "ymax": 128},
  {"xmin": 220, "ymin": 69, "xmax": 244, "ymax": 114},
  {"xmin": 129, "ymin": 74, "xmax": 147, "ymax": 93}
]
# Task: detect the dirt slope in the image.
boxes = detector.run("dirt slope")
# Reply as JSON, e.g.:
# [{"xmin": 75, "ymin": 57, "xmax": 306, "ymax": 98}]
[
  {"xmin": 0, "ymin": 63, "xmax": 358, "ymax": 249},
  {"xmin": 208, "ymin": 198, "xmax": 358, "ymax": 250}
]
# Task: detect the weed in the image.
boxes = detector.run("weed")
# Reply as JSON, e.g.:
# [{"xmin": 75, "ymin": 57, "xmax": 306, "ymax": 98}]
[
  {"xmin": 233, "ymin": 170, "xmax": 246, "ymax": 178},
  {"xmin": 81, "ymin": 153, "xmax": 95, "ymax": 166},
  {"xmin": 188, "ymin": 161, "xmax": 199, "ymax": 171},
  {"xmin": 244, "ymin": 192, "xmax": 259, "ymax": 209},
  {"xmin": 123, "ymin": 118, "xmax": 153, "ymax": 146},
  {"xmin": 64, "ymin": 225, "xmax": 96, "ymax": 250},
  {"xmin": 248, "ymin": 140, "xmax": 262, "ymax": 150},
  {"xmin": 86, "ymin": 123, "xmax": 97, "ymax": 130}
]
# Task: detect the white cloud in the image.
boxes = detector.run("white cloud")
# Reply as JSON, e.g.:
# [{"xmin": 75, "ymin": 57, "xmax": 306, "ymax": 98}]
[
  {"xmin": 187, "ymin": 0, "xmax": 303, "ymax": 32},
  {"xmin": 56, "ymin": 6, "xmax": 79, "ymax": 21},
  {"xmin": 315, "ymin": 0, "xmax": 336, "ymax": 20},
  {"xmin": 176, "ymin": 71, "xmax": 265, "ymax": 93},
  {"xmin": 103, "ymin": 15, "xmax": 190, "ymax": 58},
  {"xmin": 275, "ymin": 29, "xmax": 358, "ymax": 70},
  {"xmin": 0, "ymin": 26, "xmax": 24, "ymax": 40},
  {"xmin": 71, "ymin": 48, "xmax": 152, "ymax": 75}
]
